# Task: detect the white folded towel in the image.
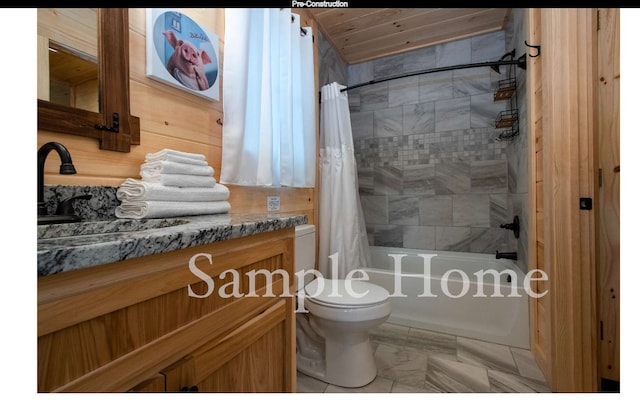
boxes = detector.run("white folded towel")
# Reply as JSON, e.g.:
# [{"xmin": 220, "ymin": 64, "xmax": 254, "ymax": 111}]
[
  {"xmin": 140, "ymin": 172, "xmax": 217, "ymax": 187},
  {"xmin": 117, "ymin": 178, "xmax": 229, "ymax": 202},
  {"xmin": 145, "ymin": 149, "xmax": 207, "ymax": 164},
  {"xmin": 141, "ymin": 160, "xmax": 214, "ymax": 177},
  {"xmin": 145, "ymin": 153, "xmax": 209, "ymax": 166},
  {"xmin": 115, "ymin": 200, "xmax": 231, "ymax": 219}
]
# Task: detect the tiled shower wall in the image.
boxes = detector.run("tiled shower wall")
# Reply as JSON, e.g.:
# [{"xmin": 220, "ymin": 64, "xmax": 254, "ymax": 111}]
[
  {"xmin": 347, "ymin": 31, "xmax": 517, "ymax": 255},
  {"xmin": 316, "ymin": 17, "xmax": 528, "ymax": 267},
  {"xmin": 504, "ymin": 8, "xmax": 529, "ymax": 271}
]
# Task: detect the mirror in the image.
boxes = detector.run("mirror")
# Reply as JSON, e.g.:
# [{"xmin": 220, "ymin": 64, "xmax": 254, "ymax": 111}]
[{"xmin": 38, "ymin": 8, "xmax": 140, "ymax": 152}]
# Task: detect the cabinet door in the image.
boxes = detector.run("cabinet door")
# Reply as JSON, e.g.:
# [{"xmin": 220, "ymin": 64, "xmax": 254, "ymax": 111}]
[
  {"xmin": 127, "ymin": 374, "xmax": 165, "ymax": 392},
  {"xmin": 191, "ymin": 298, "xmax": 294, "ymax": 392}
]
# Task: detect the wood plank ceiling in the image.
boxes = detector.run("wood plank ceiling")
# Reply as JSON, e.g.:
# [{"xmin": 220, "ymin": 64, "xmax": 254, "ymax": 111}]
[{"xmin": 307, "ymin": 8, "xmax": 511, "ymax": 65}]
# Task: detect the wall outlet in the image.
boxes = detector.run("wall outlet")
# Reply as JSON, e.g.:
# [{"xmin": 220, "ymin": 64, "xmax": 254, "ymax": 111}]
[{"xmin": 267, "ymin": 196, "xmax": 280, "ymax": 212}]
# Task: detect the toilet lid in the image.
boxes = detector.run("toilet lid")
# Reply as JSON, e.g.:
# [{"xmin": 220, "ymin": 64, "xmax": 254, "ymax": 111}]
[{"xmin": 304, "ymin": 278, "xmax": 389, "ymax": 307}]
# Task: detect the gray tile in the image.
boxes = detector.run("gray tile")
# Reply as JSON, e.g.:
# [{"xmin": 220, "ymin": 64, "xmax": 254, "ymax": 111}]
[
  {"xmin": 435, "ymin": 97, "xmax": 471, "ymax": 132},
  {"xmin": 389, "ymin": 196, "xmax": 420, "ymax": 225},
  {"xmin": 436, "ymin": 38, "xmax": 471, "ymax": 67},
  {"xmin": 419, "ymin": 195, "xmax": 453, "ymax": 226},
  {"xmin": 370, "ymin": 322, "xmax": 410, "ymax": 348},
  {"xmin": 374, "ymin": 53, "xmax": 404, "ymax": 79},
  {"xmin": 348, "ymin": 61, "xmax": 374, "ymax": 87},
  {"xmin": 361, "ymin": 195, "xmax": 388, "ymax": 225},
  {"xmin": 388, "ymin": 76, "xmax": 420, "ymax": 108},
  {"xmin": 325, "ymin": 375, "xmax": 394, "ymax": 393},
  {"xmin": 350, "ymin": 111, "xmax": 374, "ymax": 140},
  {"xmin": 488, "ymin": 369, "xmax": 551, "ymax": 393},
  {"xmin": 374, "ymin": 107, "xmax": 404, "ymax": 137},
  {"xmin": 456, "ymin": 336, "xmax": 519, "ymax": 375},
  {"xmin": 403, "ymin": 102, "xmax": 435, "ymax": 135},
  {"xmin": 358, "ymin": 167, "xmax": 374, "ymax": 195},
  {"xmin": 471, "ymin": 92, "xmax": 506, "ymax": 128},
  {"xmin": 374, "ymin": 225, "xmax": 403, "ymax": 247},
  {"xmin": 471, "ymin": 31, "xmax": 506, "ymax": 63},
  {"xmin": 374, "ymin": 166, "xmax": 402, "ymax": 195},
  {"xmin": 296, "ymin": 371, "xmax": 328, "ymax": 393},
  {"xmin": 405, "ymin": 328, "xmax": 457, "ymax": 359},
  {"xmin": 470, "ymin": 159, "xmax": 508, "ymax": 193},
  {"xmin": 391, "ymin": 381, "xmax": 441, "ymax": 393},
  {"xmin": 435, "ymin": 160, "xmax": 471, "ymax": 194},
  {"xmin": 469, "ymin": 227, "xmax": 508, "ymax": 254},
  {"xmin": 375, "ymin": 344, "xmax": 429, "ymax": 387},
  {"xmin": 360, "ymin": 84, "xmax": 388, "ymax": 112},
  {"xmin": 452, "ymin": 194, "xmax": 490, "ymax": 227},
  {"xmin": 510, "ymin": 347, "xmax": 548, "ymax": 383},
  {"xmin": 402, "ymin": 165, "xmax": 435, "ymax": 195},
  {"xmin": 403, "ymin": 226, "xmax": 436, "ymax": 250},
  {"xmin": 453, "ymin": 68, "xmax": 491, "ymax": 97},
  {"xmin": 419, "ymin": 71, "xmax": 453, "ymax": 102},
  {"xmin": 435, "ymin": 227, "xmax": 471, "ymax": 252},
  {"xmin": 489, "ymin": 194, "xmax": 508, "ymax": 227},
  {"xmin": 426, "ymin": 355, "xmax": 490, "ymax": 393},
  {"xmin": 404, "ymin": 46, "xmax": 436, "ymax": 74}
]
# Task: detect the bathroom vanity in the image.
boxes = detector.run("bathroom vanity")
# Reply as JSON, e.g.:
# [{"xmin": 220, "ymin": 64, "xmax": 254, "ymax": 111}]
[{"xmin": 37, "ymin": 212, "xmax": 306, "ymax": 392}]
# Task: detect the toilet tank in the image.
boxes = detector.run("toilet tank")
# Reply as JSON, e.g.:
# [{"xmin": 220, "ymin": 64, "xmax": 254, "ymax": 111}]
[{"xmin": 295, "ymin": 224, "xmax": 316, "ymax": 288}]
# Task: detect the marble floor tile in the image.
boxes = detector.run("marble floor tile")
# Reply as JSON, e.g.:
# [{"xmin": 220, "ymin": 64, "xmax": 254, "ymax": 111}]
[
  {"xmin": 324, "ymin": 375, "xmax": 394, "ymax": 393},
  {"xmin": 369, "ymin": 322, "xmax": 410, "ymax": 349},
  {"xmin": 426, "ymin": 355, "xmax": 491, "ymax": 393},
  {"xmin": 296, "ymin": 371, "xmax": 328, "ymax": 393},
  {"xmin": 456, "ymin": 336, "xmax": 519, "ymax": 375},
  {"xmin": 510, "ymin": 347, "xmax": 548, "ymax": 383},
  {"xmin": 488, "ymin": 369, "xmax": 551, "ymax": 393},
  {"xmin": 404, "ymin": 328, "xmax": 457, "ymax": 359},
  {"xmin": 391, "ymin": 381, "xmax": 442, "ymax": 393},
  {"xmin": 375, "ymin": 344, "xmax": 429, "ymax": 387}
]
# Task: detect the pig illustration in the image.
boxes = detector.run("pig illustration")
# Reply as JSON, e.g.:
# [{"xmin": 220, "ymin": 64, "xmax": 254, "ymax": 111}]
[{"xmin": 163, "ymin": 30, "xmax": 212, "ymax": 91}]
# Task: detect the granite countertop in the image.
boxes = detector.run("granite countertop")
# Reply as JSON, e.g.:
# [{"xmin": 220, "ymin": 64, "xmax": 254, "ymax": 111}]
[{"xmin": 37, "ymin": 212, "xmax": 308, "ymax": 277}]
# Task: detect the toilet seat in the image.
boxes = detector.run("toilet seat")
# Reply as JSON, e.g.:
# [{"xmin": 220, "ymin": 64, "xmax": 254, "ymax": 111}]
[{"xmin": 304, "ymin": 277, "xmax": 389, "ymax": 308}]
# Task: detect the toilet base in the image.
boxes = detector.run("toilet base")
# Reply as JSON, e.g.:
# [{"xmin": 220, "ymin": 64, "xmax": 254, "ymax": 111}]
[{"xmin": 296, "ymin": 314, "xmax": 383, "ymax": 388}]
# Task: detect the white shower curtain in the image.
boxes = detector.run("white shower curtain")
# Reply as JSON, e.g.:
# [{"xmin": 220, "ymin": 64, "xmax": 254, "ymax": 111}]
[
  {"xmin": 220, "ymin": 8, "xmax": 315, "ymax": 187},
  {"xmin": 319, "ymin": 82, "xmax": 372, "ymax": 279}
]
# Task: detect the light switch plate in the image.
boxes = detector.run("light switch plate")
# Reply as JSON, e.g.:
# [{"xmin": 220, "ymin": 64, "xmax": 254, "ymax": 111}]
[{"xmin": 267, "ymin": 196, "xmax": 280, "ymax": 211}]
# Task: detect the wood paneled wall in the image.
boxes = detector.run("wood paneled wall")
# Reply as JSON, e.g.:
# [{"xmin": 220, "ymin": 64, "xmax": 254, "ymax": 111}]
[
  {"xmin": 528, "ymin": 8, "xmax": 600, "ymax": 392},
  {"xmin": 596, "ymin": 8, "xmax": 620, "ymax": 383},
  {"xmin": 37, "ymin": 8, "xmax": 318, "ymax": 225}
]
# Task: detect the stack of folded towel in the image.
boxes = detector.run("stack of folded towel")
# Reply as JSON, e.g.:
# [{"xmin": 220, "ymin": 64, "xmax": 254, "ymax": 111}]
[{"xmin": 115, "ymin": 149, "xmax": 231, "ymax": 219}]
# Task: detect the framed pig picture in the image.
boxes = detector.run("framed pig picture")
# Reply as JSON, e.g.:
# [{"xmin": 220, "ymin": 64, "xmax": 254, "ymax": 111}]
[{"xmin": 146, "ymin": 9, "xmax": 220, "ymax": 101}]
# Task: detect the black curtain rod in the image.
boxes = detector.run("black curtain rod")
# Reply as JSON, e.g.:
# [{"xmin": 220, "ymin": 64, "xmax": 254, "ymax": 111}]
[{"xmin": 340, "ymin": 53, "xmax": 527, "ymax": 92}]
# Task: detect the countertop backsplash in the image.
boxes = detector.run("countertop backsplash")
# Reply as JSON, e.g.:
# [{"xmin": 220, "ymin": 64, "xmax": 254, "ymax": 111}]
[{"xmin": 43, "ymin": 185, "xmax": 120, "ymax": 220}]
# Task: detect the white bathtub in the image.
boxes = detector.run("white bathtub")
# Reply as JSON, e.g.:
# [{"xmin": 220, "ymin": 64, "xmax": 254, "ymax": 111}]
[{"xmin": 363, "ymin": 246, "xmax": 530, "ymax": 349}]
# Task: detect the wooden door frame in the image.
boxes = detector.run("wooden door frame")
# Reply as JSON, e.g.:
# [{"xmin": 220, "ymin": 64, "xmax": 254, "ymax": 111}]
[{"xmin": 528, "ymin": 8, "xmax": 600, "ymax": 392}]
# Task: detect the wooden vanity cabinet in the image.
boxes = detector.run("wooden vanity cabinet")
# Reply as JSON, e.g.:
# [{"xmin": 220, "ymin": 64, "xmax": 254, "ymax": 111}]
[{"xmin": 37, "ymin": 228, "xmax": 296, "ymax": 393}]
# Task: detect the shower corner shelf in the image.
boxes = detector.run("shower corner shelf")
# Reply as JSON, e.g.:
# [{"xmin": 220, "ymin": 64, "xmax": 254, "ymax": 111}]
[
  {"xmin": 495, "ymin": 109, "xmax": 519, "ymax": 129},
  {"xmin": 493, "ymin": 78, "xmax": 516, "ymax": 101}
]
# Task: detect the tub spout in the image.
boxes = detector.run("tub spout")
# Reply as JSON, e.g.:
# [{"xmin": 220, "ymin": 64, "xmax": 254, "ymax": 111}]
[{"xmin": 495, "ymin": 251, "xmax": 518, "ymax": 261}]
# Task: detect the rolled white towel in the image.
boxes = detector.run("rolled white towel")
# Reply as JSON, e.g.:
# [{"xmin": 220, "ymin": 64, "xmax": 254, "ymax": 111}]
[
  {"xmin": 140, "ymin": 172, "xmax": 217, "ymax": 187},
  {"xmin": 117, "ymin": 178, "xmax": 229, "ymax": 202},
  {"xmin": 141, "ymin": 160, "xmax": 214, "ymax": 176},
  {"xmin": 145, "ymin": 149, "xmax": 207, "ymax": 163},
  {"xmin": 115, "ymin": 200, "xmax": 231, "ymax": 219}
]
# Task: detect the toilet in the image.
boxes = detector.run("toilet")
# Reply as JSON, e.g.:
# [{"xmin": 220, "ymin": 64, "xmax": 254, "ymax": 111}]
[{"xmin": 295, "ymin": 224, "xmax": 391, "ymax": 388}]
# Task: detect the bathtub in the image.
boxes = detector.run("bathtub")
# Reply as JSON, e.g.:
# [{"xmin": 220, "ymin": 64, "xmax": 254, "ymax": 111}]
[{"xmin": 363, "ymin": 246, "xmax": 530, "ymax": 349}]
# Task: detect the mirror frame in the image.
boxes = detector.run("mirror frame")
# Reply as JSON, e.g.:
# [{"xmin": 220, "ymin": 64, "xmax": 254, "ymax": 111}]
[{"xmin": 38, "ymin": 8, "xmax": 140, "ymax": 152}]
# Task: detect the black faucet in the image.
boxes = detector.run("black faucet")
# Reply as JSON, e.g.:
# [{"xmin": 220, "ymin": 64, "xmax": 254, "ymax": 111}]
[
  {"xmin": 38, "ymin": 142, "xmax": 77, "ymax": 217},
  {"xmin": 500, "ymin": 216, "xmax": 520, "ymax": 239},
  {"xmin": 495, "ymin": 251, "xmax": 518, "ymax": 260}
]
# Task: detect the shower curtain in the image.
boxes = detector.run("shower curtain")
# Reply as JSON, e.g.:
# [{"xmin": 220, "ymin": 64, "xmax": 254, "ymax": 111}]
[{"xmin": 318, "ymin": 82, "xmax": 372, "ymax": 279}]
